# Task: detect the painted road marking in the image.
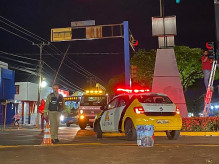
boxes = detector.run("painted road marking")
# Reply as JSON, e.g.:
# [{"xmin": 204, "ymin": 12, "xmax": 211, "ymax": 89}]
[{"xmin": 0, "ymin": 143, "xmax": 219, "ymax": 149}]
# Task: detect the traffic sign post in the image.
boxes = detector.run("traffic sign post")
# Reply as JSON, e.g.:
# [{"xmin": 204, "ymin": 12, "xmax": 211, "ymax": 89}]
[
  {"xmin": 51, "ymin": 21, "xmax": 137, "ymax": 88},
  {"xmin": 123, "ymin": 21, "xmax": 131, "ymax": 88}
]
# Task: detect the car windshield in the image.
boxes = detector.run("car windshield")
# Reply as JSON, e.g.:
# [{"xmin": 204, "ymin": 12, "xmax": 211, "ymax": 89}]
[
  {"xmin": 80, "ymin": 95, "xmax": 107, "ymax": 106},
  {"xmin": 137, "ymin": 95, "xmax": 172, "ymax": 104}
]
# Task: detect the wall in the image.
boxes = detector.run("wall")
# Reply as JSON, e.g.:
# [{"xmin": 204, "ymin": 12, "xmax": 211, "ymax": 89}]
[
  {"xmin": 15, "ymin": 82, "xmax": 52, "ymax": 101},
  {"xmin": 0, "ymin": 67, "xmax": 16, "ymax": 125}
]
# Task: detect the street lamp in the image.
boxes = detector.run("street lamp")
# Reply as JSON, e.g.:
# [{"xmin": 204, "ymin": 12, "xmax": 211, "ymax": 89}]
[{"xmin": 41, "ymin": 79, "xmax": 47, "ymax": 88}]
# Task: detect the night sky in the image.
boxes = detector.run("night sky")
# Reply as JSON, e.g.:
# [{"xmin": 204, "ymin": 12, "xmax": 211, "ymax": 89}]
[{"xmin": 0, "ymin": 0, "xmax": 216, "ymax": 91}]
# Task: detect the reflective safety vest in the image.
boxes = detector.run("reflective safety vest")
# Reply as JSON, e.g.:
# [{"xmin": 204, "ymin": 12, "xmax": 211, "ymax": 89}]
[{"xmin": 48, "ymin": 93, "xmax": 63, "ymax": 111}]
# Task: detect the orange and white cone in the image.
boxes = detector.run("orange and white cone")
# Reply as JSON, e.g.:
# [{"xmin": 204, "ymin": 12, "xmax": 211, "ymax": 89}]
[{"xmin": 41, "ymin": 122, "xmax": 53, "ymax": 146}]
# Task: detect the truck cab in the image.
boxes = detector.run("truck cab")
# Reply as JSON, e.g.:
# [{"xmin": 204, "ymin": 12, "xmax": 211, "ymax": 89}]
[{"xmin": 78, "ymin": 90, "xmax": 107, "ymax": 129}]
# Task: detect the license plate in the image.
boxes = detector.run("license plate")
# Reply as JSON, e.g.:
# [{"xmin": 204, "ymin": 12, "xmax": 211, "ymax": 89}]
[
  {"xmin": 157, "ymin": 120, "xmax": 169, "ymax": 124},
  {"xmin": 89, "ymin": 119, "xmax": 95, "ymax": 122}
]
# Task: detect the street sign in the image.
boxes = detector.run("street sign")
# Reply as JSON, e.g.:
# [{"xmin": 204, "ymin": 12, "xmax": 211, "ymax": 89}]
[
  {"xmin": 51, "ymin": 27, "xmax": 72, "ymax": 42},
  {"xmin": 71, "ymin": 20, "xmax": 95, "ymax": 27},
  {"xmin": 86, "ymin": 26, "xmax": 102, "ymax": 39}
]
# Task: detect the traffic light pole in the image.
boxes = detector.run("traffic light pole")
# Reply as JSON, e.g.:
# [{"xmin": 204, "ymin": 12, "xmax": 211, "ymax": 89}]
[{"xmin": 123, "ymin": 21, "xmax": 131, "ymax": 88}]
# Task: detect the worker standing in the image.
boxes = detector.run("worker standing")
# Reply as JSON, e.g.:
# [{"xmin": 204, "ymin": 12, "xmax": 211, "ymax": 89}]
[
  {"xmin": 39, "ymin": 99, "xmax": 48, "ymax": 132},
  {"xmin": 202, "ymin": 50, "xmax": 213, "ymax": 89},
  {"xmin": 44, "ymin": 84, "xmax": 65, "ymax": 144}
]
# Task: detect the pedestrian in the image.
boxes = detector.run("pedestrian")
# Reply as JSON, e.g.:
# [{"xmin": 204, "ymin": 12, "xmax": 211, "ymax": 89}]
[
  {"xmin": 39, "ymin": 99, "xmax": 48, "ymax": 132},
  {"xmin": 12, "ymin": 113, "xmax": 21, "ymax": 127},
  {"xmin": 201, "ymin": 50, "xmax": 213, "ymax": 89},
  {"xmin": 44, "ymin": 84, "xmax": 65, "ymax": 143}
]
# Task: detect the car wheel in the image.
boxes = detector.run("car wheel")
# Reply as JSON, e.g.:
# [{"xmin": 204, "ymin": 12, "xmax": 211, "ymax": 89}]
[
  {"xmin": 66, "ymin": 123, "xmax": 70, "ymax": 127},
  {"xmin": 125, "ymin": 119, "xmax": 136, "ymax": 141},
  {"xmin": 96, "ymin": 122, "xmax": 102, "ymax": 138},
  {"xmin": 79, "ymin": 122, "xmax": 86, "ymax": 130},
  {"xmin": 166, "ymin": 130, "xmax": 180, "ymax": 140}
]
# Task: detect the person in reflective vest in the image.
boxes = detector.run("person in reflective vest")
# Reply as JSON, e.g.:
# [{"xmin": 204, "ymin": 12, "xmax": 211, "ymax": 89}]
[{"xmin": 44, "ymin": 84, "xmax": 65, "ymax": 143}]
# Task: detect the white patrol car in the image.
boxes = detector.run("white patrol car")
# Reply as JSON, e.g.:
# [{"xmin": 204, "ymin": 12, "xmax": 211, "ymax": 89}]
[{"xmin": 93, "ymin": 89, "xmax": 182, "ymax": 141}]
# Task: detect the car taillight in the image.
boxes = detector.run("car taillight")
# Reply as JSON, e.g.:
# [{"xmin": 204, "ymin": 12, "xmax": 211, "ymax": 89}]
[
  {"xmin": 175, "ymin": 107, "xmax": 180, "ymax": 115},
  {"xmin": 134, "ymin": 107, "xmax": 144, "ymax": 114}
]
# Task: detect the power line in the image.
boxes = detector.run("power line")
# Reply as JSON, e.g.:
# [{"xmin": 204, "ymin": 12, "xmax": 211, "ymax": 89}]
[
  {"xmin": 43, "ymin": 62, "xmax": 84, "ymax": 91},
  {"xmin": 5, "ymin": 52, "xmax": 122, "ymax": 56},
  {"xmin": 9, "ymin": 64, "xmax": 37, "ymax": 71},
  {"xmin": 0, "ymin": 54, "xmax": 37, "ymax": 66},
  {"xmin": 46, "ymin": 45, "xmax": 104, "ymax": 81},
  {"xmin": 0, "ymin": 27, "xmax": 34, "ymax": 44},
  {"xmin": 0, "ymin": 16, "xmax": 47, "ymax": 43},
  {"xmin": 0, "ymin": 19, "xmax": 43, "ymax": 43},
  {"xmin": 53, "ymin": 44, "xmax": 70, "ymax": 86},
  {"xmin": 9, "ymin": 65, "xmax": 37, "ymax": 75},
  {"xmin": 0, "ymin": 16, "xmax": 103, "ymax": 80},
  {"xmin": 0, "ymin": 51, "xmax": 39, "ymax": 61},
  {"xmin": 43, "ymin": 70, "xmax": 83, "ymax": 92},
  {"xmin": 44, "ymin": 48, "xmax": 104, "ymax": 82},
  {"xmin": 43, "ymin": 50, "xmax": 89, "ymax": 78},
  {"xmin": 0, "ymin": 16, "xmax": 104, "ymax": 85},
  {"xmin": 66, "ymin": 56, "xmax": 104, "ymax": 82}
]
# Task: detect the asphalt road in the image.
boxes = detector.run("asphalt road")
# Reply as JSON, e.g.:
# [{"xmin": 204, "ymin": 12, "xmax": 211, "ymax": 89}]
[{"xmin": 0, "ymin": 126, "xmax": 219, "ymax": 164}]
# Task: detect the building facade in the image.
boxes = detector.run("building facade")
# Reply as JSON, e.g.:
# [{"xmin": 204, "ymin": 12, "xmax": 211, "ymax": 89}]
[
  {"xmin": 15, "ymin": 82, "xmax": 52, "ymax": 125},
  {"xmin": 0, "ymin": 61, "xmax": 16, "ymax": 125}
]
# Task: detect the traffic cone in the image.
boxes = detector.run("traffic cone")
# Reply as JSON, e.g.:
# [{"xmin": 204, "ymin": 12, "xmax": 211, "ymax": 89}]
[{"xmin": 41, "ymin": 122, "xmax": 53, "ymax": 146}]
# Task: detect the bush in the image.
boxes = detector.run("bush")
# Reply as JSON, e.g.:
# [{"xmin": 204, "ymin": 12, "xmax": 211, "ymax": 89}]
[{"xmin": 182, "ymin": 117, "xmax": 219, "ymax": 132}]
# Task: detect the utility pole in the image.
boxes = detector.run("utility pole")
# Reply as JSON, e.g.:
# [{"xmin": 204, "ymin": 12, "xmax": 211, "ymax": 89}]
[{"xmin": 32, "ymin": 42, "xmax": 50, "ymax": 128}]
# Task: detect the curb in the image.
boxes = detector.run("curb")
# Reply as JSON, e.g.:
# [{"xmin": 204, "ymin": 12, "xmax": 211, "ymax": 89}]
[
  {"xmin": 180, "ymin": 132, "xmax": 219, "ymax": 136},
  {"xmin": 103, "ymin": 132, "xmax": 219, "ymax": 137}
]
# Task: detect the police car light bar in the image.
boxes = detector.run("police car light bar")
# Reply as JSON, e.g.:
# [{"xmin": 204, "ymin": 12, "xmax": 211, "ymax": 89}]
[{"xmin": 116, "ymin": 88, "xmax": 150, "ymax": 93}]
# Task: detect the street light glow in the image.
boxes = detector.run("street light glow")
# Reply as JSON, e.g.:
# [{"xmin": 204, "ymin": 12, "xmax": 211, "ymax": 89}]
[{"xmin": 41, "ymin": 81, "xmax": 47, "ymax": 88}]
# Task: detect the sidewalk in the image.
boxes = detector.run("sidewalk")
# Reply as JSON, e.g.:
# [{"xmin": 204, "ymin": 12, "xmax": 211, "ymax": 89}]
[
  {"xmin": 0, "ymin": 124, "xmax": 40, "ymax": 131},
  {"xmin": 0, "ymin": 123, "xmax": 69, "ymax": 131}
]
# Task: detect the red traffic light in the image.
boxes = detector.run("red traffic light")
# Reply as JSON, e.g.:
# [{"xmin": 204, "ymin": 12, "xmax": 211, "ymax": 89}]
[{"xmin": 132, "ymin": 40, "xmax": 139, "ymax": 47}]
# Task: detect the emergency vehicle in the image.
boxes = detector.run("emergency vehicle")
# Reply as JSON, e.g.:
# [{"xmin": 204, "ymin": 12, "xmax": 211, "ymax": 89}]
[
  {"xmin": 93, "ymin": 88, "xmax": 182, "ymax": 141},
  {"xmin": 78, "ymin": 87, "xmax": 108, "ymax": 130}
]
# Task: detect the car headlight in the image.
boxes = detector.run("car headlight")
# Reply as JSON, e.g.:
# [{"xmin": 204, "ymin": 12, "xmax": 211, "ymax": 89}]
[
  {"xmin": 60, "ymin": 115, "xmax": 64, "ymax": 121},
  {"xmin": 79, "ymin": 115, "xmax": 85, "ymax": 119}
]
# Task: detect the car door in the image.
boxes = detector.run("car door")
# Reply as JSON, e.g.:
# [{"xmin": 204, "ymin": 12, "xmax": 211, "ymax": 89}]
[
  {"xmin": 100, "ymin": 97, "xmax": 119, "ymax": 132},
  {"xmin": 112, "ymin": 95, "xmax": 130, "ymax": 131}
]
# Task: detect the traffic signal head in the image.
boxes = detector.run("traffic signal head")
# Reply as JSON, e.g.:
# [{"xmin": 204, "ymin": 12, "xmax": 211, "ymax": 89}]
[
  {"xmin": 132, "ymin": 40, "xmax": 138, "ymax": 47},
  {"xmin": 176, "ymin": 0, "xmax": 180, "ymax": 4},
  {"xmin": 206, "ymin": 42, "xmax": 215, "ymax": 59}
]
